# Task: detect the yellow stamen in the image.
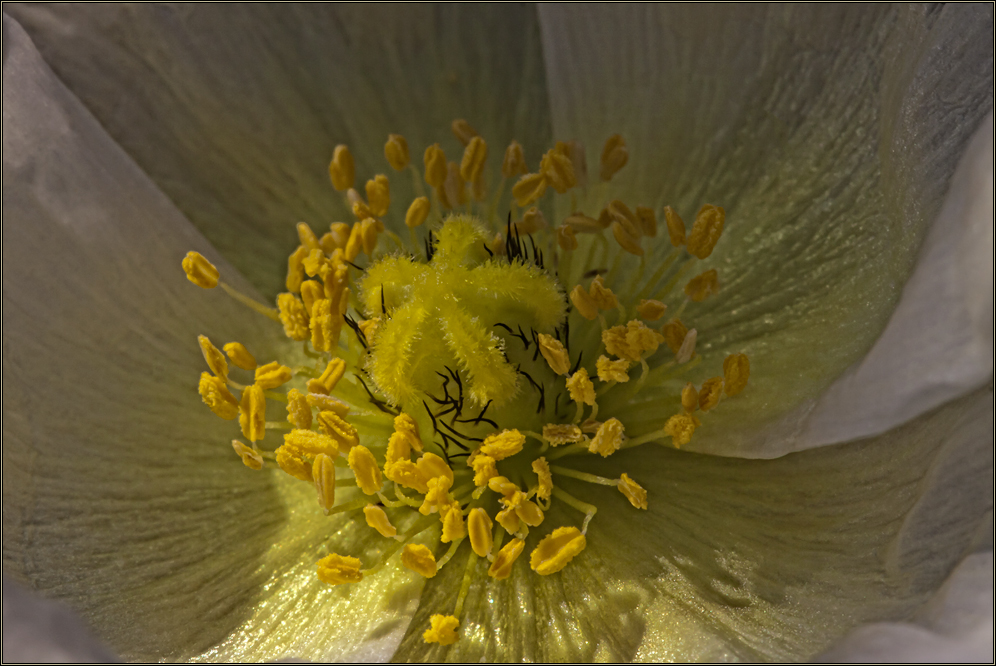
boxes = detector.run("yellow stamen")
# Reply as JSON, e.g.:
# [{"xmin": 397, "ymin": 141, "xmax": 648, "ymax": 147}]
[
  {"xmin": 440, "ymin": 503, "xmax": 466, "ymax": 543},
  {"xmin": 460, "ymin": 135, "xmax": 488, "ymax": 183},
  {"xmin": 423, "ymin": 614, "xmax": 460, "ymax": 646},
  {"xmin": 405, "ymin": 196, "xmax": 431, "ymax": 229},
  {"xmin": 277, "ymin": 293, "xmax": 310, "ymax": 341},
  {"xmin": 360, "ymin": 218, "xmax": 381, "ymax": 256},
  {"xmin": 385, "ymin": 460, "xmax": 430, "ymax": 494},
  {"xmin": 344, "ymin": 221, "xmax": 363, "ymax": 262},
  {"xmin": 182, "ymin": 251, "xmax": 219, "ymax": 289},
  {"xmin": 348, "ymin": 445, "xmax": 383, "ymax": 495},
  {"xmin": 602, "ymin": 320, "xmax": 665, "ymax": 363},
  {"xmin": 329, "ymin": 222, "xmax": 352, "ymax": 250},
  {"xmin": 636, "ymin": 299, "xmax": 667, "ymax": 321},
  {"xmin": 470, "ymin": 454, "xmax": 498, "ymax": 486},
  {"xmin": 468, "ymin": 508, "xmax": 493, "ymax": 558},
  {"xmin": 539, "ymin": 148, "xmax": 576, "ymax": 193},
  {"xmin": 317, "ymin": 553, "xmax": 363, "ymax": 585},
  {"xmin": 635, "ymin": 206, "xmax": 658, "ymax": 237},
  {"xmin": 223, "ymin": 341, "xmax": 256, "ymax": 371},
  {"xmin": 511, "ymin": 172, "xmax": 547, "ymax": 207},
  {"xmin": 423, "ymin": 143, "xmax": 447, "ymax": 189},
  {"xmin": 599, "ymin": 134, "xmax": 628, "ymax": 181},
  {"xmin": 617, "ymin": 473, "xmax": 647, "ymax": 510},
  {"xmin": 501, "ymin": 140, "xmax": 527, "ymax": 178},
  {"xmin": 564, "ymin": 212, "xmax": 604, "ymax": 234},
  {"xmin": 440, "ymin": 161, "xmax": 467, "ymax": 210},
  {"xmin": 488, "ymin": 475, "xmax": 520, "ymax": 497},
  {"xmin": 401, "ymin": 543, "xmax": 438, "ymax": 578},
  {"xmin": 286, "ymin": 388, "xmax": 313, "ymax": 429},
  {"xmin": 297, "ymin": 222, "xmax": 321, "ymax": 253},
  {"xmin": 675, "ymin": 328, "xmax": 698, "ymax": 364},
  {"xmin": 416, "ymin": 452, "xmax": 454, "ymax": 484},
  {"xmin": 199, "ymin": 372, "xmax": 239, "ymax": 420},
  {"xmin": 680, "ymin": 383, "xmax": 699, "ymax": 413},
  {"xmin": 556, "ymin": 224, "xmax": 578, "ymax": 251},
  {"xmin": 661, "ymin": 318, "xmax": 688, "ymax": 354},
  {"xmin": 198, "ymin": 334, "xmax": 228, "ymax": 379},
  {"xmin": 480, "ymin": 429, "xmax": 525, "ymax": 461},
  {"xmin": 569, "ymin": 284, "xmax": 599, "ymax": 321},
  {"xmin": 316, "ymin": 409, "xmax": 359, "ymax": 449},
  {"xmin": 537, "ymin": 333, "xmax": 570, "ymax": 376},
  {"xmin": 365, "ymin": 175, "xmax": 391, "ymax": 218},
  {"xmin": 283, "ymin": 428, "xmax": 340, "ymax": 458},
  {"xmin": 394, "ymin": 413, "xmax": 424, "ymax": 452},
  {"xmin": 308, "ymin": 393, "xmax": 351, "ymax": 418},
  {"xmin": 611, "ymin": 220, "xmax": 644, "ymax": 256},
  {"xmin": 451, "ymin": 118, "xmax": 479, "ymax": 146},
  {"xmin": 488, "ymin": 538, "xmax": 525, "ymax": 579},
  {"xmin": 231, "ymin": 440, "xmax": 263, "ymax": 470},
  {"xmin": 285, "ymin": 246, "xmax": 308, "ymax": 293},
  {"xmin": 254, "ymin": 361, "xmax": 293, "ymax": 390},
  {"xmin": 300, "ymin": 280, "xmax": 323, "ymax": 315},
  {"xmin": 685, "ymin": 268, "xmax": 720, "ymax": 302},
  {"xmin": 663, "ymin": 206, "xmax": 686, "ymax": 247},
  {"xmin": 384, "ymin": 134, "xmax": 410, "ymax": 171},
  {"xmin": 515, "ymin": 206, "xmax": 547, "ymax": 235},
  {"xmin": 364, "ymin": 504, "xmax": 398, "ymax": 538},
  {"xmin": 698, "ymin": 376, "xmax": 724, "ymax": 412},
  {"xmin": 588, "ymin": 417, "xmax": 624, "ymax": 457},
  {"xmin": 385, "ymin": 431, "xmax": 411, "ymax": 468},
  {"xmin": 559, "ymin": 140, "xmax": 588, "ymax": 187},
  {"xmin": 542, "ymin": 423, "xmax": 584, "ymax": 447},
  {"xmin": 530, "ymin": 526, "xmax": 586, "ymax": 575},
  {"xmin": 663, "ymin": 413, "xmax": 697, "ymax": 448},
  {"xmin": 723, "ymin": 353, "xmax": 750, "ymax": 396},
  {"xmin": 313, "ymin": 453, "xmax": 336, "ymax": 513},
  {"xmin": 239, "ymin": 384, "xmax": 266, "ymax": 442},
  {"xmin": 686, "ymin": 204, "xmax": 726, "ymax": 259},
  {"xmin": 532, "ymin": 457, "xmax": 553, "ymax": 501},
  {"xmin": 596, "ymin": 355, "xmax": 630, "ymax": 383},
  {"xmin": 317, "ymin": 358, "xmax": 347, "ymax": 392},
  {"xmin": 566, "ymin": 368, "xmax": 596, "ymax": 407},
  {"xmin": 588, "ymin": 275, "xmax": 619, "ymax": 311},
  {"xmin": 328, "ymin": 145, "xmax": 355, "ymax": 192}
]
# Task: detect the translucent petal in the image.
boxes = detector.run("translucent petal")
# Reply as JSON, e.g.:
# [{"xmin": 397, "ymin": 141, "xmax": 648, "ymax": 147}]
[
  {"xmin": 6, "ymin": 4, "xmax": 553, "ymax": 296},
  {"xmin": 1, "ymin": 17, "xmax": 417, "ymax": 661},
  {"xmin": 538, "ymin": 4, "xmax": 993, "ymax": 456},
  {"xmin": 393, "ymin": 387, "xmax": 992, "ymax": 662}
]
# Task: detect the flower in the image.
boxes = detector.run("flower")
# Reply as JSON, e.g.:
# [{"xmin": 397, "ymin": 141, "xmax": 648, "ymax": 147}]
[{"xmin": 2, "ymin": 4, "xmax": 992, "ymax": 663}]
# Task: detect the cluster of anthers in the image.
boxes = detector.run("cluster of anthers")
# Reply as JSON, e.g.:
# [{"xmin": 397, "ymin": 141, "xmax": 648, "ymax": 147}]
[{"xmin": 182, "ymin": 119, "xmax": 749, "ymax": 647}]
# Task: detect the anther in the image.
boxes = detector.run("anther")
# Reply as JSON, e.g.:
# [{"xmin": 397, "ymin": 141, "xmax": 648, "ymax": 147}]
[
  {"xmin": 277, "ymin": 293, "xmax": 310, "ymax": 341},
  {"xmin": 663, "ymin": 206, "xmax": 686, "ymax": 247},
  {"xmin": 596, "ymin": 355, "xmax": 630, "ymax": 383},
  {"xmin": 502, "ymin": 140, "xmax": 528, "ymax": 178},
  {"xmin": 636, "ymin": 299, "xmax": 667, "ymax": 321},
  {"xmin": 416, "ymin": 452, "xmax": 455, "ymax": 485},
  {"xmin": 588, "ymin": 275, "xmax": 619, "ymax": 311},
  {"xmin": 617, "ymin": 473, "xmax": 647, "ymax": 510},
  {"xmin": 344, "ymin": 221, "xmax": 364, "ymax": 262},
  {"xmin": 468, "ymin": 508, "xmax": 494, "ymax": 557},
  {"xmin": 460, "ymin": 135, "xmax": 488, "ymax": 183},
  {"xmin": 530, "ymin": 526, "xmax": 587, "ymax": 575},
  {"xmin": 316, "ymin": 409, "xmax": 359, "ymax": 449},
  {"xmin": 636, "ymin": 206, "xmax": 658, "ymax": 237},
  {"xmin": 394, "ymin": 413, "xmax": 424, "ymax": 452},
  {"xmin": 286, "ymin": 246, "xmax": 308, "ymax": 293},
  {"xmin": 532, "ymin": 457, "xmax": 553, "ymax": 501},
  {"xmin": 297, "ymin": 222, "xmax": 321, "ymax": 253},
  {"xmin": 328, "ymin": 145, "xmax": 355, "ymax": 192},
  {"xmin": 662, "ymin": 318, "xmax": 689, "ymax": 355},
  {"xmin": 488, "ymin": 538, "xmax": 525, "ymax": 579},
  {"xmin": 569, "ymin": 284, "xmax": 599, "ymax": 321},
  {"xmin": 198, "ymin": 335, "xmax": 228, "ymax": 379},
  {"xmin": 599, "ymin": 134, "xmax": 628, "ymax": 182},
  {"xmin": 348, "ymin": 445, "xmax": 383, "ymax": 495},
  {"xmin": 313, "ymin": 453, "xmax": 336, "ymax": 513},
  {"xmin": 286, "ymin": 389, "xmax": 313, "ymax": 429},
  {"xmin": 199, "ymin": 373, "xmax": 239, "ymax": 420},
  {"xmin": 423, "ymin": 615, "xmax": 460, "ymax": 646},
  {"xmin": 365, "ymin": 175, "xmax": 391, "ymax": 217},
  {"xmin": 680, "ymin": 383, "xmax": 699, "ymax": 413},
  {"xmin": 317, "ymin": 358, "xmax": 347, "ymax": 393},
  {"xmin": 560, "ymin": 140, "xmax": 588, "ymax": 187},
  {"xmin": 511, "ymin": 172, "xmax": 547, "ymax": 208},
  {"xmin": 254, "ymin": 361, "xmax": 293, "ymax": 389},
  {"xmin": 300, "ymin": 280, "xmax": 323, "ymax": 315},
  {"xmin": 675, "ymin": 328, "xmax": 698, "ymax": 364},
  {"xmin": 385, "ymin": 432, "xmax": 411, "ymax": 467},
  {"xmin": 542, "ymin": 423, "xmax": 584, "ymax": 446},
  {"xmin": 308, "ymin": 393, "xmax": 351, "ymax": 418},
  {"xmin": 723, "ymin": 353, "xmax": 750, "ymax": 396},
  {"xmin": 537, "ymin": 333, "xmax": 570, "ymax": 376},
  {"xmin": 556, "ymin": 224, "xmax": 578, "ymax": 251},
  {"xmin": 385, "ymin": 459, "xmax": 430, "ymax": 494},
  {"xmin": 611, "ymin": 220, "xmax": 644, "ymax": 256},
  {"xmin": 470, "ymin": 454, "xmax": 498, "ymax": 486},
  {"xmin": 488, "ymin": 475, "xmax": 519, "ymax": 497},
  {"xmin": 686, "ymin": 204, "xmax": 725, "ymax": 259},
  {"xmin": 317, "ymin": 553, "xmax": 364, "ymax": 585},
  {"xmin": 685, "ymin": 269, "xmax": 719, "ymax": 302},
  {"xmin": 239, "ymin": 384, "xmax": 266, "ymax": 442},
  {"xmin": 440, "ymin": 504, "xmax": 466, "ymax": 543},
  {"xmin": 480, "ymin": 429, "xmax": 525, "ymax": 460},
  {"xmin": 182, "ymin": 251, "xmax": 219, "ymax": 289},
  {"xmin": 401, "ymin": 543, "xmax": 438, "ymax": 578},
  {"xmin": 566, "ymin": 368, "xmax": 595, "ymax": 406},
  {"xmin": 441, "ymin": 161, "xmax": 467, "ymax": 210},
  {"xmin": 663, "ymin": 413, "xmax": 697, "ymax": 448},
  {"xmin": 588, "ymin": 417, "xmax": 624, "ymax": 457},
  {"xmin": 384, "ymin": 134, "xmax": 410, "ymax": 171},
  {"xmin": 405, "ymin": 196, "xmax": 431, "ymax": 229},
  {"xmin": 423, "ymin": 144, "xmax": 447, "ymax": 189},
  {"xmin": 223, "ymin": 341, "xmax": 257, "ymax": 371},
  {"xmin": 231, "ymin": 440, "xmax": 263, "ymax": 470},
  {"xmin": 563, "ymin": 212, "xmax": 603, "ymax": 234},
  {"xmin": 539, "ymin": 148, "xmax": 576, "ymax": 193},
  {"xmin": 698, "ymin": 377, "xmax": 724, "ymax": 412},
  {"xmin": 364, "ymin": 504, "xmax": 398, "ymax": 538},
  {"xmin": 515, "ymin": 207, "xmax": 547, "ymax": 235},
  {"xmin": 451, "ymin": 118, "xmax": 479, "ymax": 147},
  {"xmin": 329, "ymin": 222, "xmax": 351, "ymax": 250}
]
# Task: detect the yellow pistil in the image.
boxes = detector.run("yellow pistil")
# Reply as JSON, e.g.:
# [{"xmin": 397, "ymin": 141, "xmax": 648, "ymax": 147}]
[
  {"xmin": 723, "ymin": 353, "xmax": 751, "ymax": 396},
  {"xmin": 530, "ymin": 526, "xmax": 587, "ymax": 575},
  {"xmin": 363, "ymin": 505, "xmax": 398, "ymax": 538},
  {"xmin": 182, "ymin": 251, "xmax": 219, "ymax": 289},
  {"xmin": 231, "ymin": 440, "xmax": 263, "ymax": 470},
  {"xmin": 317, "ymin": 553, "xmax": 363, "ymax": 585},
  {"xmin": 423, "ymin": 614, "xmax": 460, "ymax": 646},
  {"xmin": 328, "ymin": 145, "xmax": 355, "ymax": 192},
  {"xmin": 488, "ymin": 538, "xmax": 525, "ymax": 580},
  {"xmin": 684, "ymin": 268, "xmax": 720, "ymax": 302},
  {"xmin": 384, "ymin": 134, "xmax": 410, "ymax": 171},
  {"xmin": 401, "ymin": 543, "xmax": 438, "ymax": 578},
  {"xmin": 618, "ymin": 473, "xmax": 647, "ymax": 510},
  {"xmin": 199, "ymin": 373, "xmax": 239, "ymax": 420}
]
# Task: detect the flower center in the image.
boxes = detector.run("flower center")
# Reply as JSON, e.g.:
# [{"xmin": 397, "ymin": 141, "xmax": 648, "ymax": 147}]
[{"xmin": 182, "ymin": 121, "xmax": 751, "ymax": 647}]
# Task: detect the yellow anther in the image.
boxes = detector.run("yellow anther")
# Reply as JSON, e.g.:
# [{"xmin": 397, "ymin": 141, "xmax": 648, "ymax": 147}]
[
  {"xmin": 602, "ymin": 320, "xmax": 665, "ymax": 363},
  {"xmin": 198, "ymin": 372, "xmax": 239, "ymax": 420},
  {"xmin": 460, "ymin": 135, "xmax": 488, "ymax": 183},
  {"xmin": 385, "ymin": 431, "xmax": 411, "ymax": 468},
  {"xmin": 384, "ymin": 133, "xmax": 410, "ymax": 171},
  {"xmin": 502, "ymin": 140, "xmax": 528, "ymax": 178},
  {"xmin": 556, "ymin": 224, "xmax": 578, "ymax": 251},
  {"xmin": 317, "ymin": 358, "xmax": 347, "ymax": 393},
  {"xmin": 532, "ymin": 457, "xmax": 553, "ymax": 501},
  {"xmin": 405, "ymin": 196, "xmax": 431, "ymax": 229},
  {"xmin": 530, "ymin": 526, "xmax": 587, "ymax": 575},
  {"xmin": 329, "ymin": 222, "xmax": 352, "ymax": 250},
  {"xmin": 487, "ymin": 475, "xmax": 519, "ymax": 498},
  {"xmin": 588, "ymin": 275, "xmax": 619, "ymax": 311},
  {"xmin": 401, "ymin": 543, "xmax": 437, "ymax": 578},
  {"xmin": 542, "ymin": 423, "xmax": 584, "ymax": 447},
  {"xmin": 348, "ymin": 445, "xmax": 383, "ymax": 495},
  {"xmin": 351, "ymin": 198, "xmax": 376, "ymax": 223},
  {"xmin": 635, "ymin": 206, "xmax": 658, "ymax": 237},
  {"xmin": 286, "ymin": 245, "xmax": 308, "ymax": 293},
  {"xmin": 365, "ymin": 174, "xmax": 391, "ymax": 218},
  {"xmin": 508, "ymin": 491, "xmax": 544, "ymax": 527},
  {"xmin": 440, "ymin": 503, "xmax": 466, "ymax": 543},
  {"xmin": 569, "ymin": 284, "xmax": 599, "ymax": 321},
  {"xmin": 182, "ymin": 251, "xmax": 219, "ymax": 289},
  {"xmin": 480, "ymin": 429, "xmax": 525, "ymax": 461},
  {"xmin": 686, "ymin": 204, "xmax": 726, "ymax": 259},
  {"xmin": 563, "ymin": 212, "xmax": 604, "ymax": 234},
  {"xmin": 308, "ymin": 393, "xmax": 351, "ymax": 418},
  {"xmin": 322, "ymin": 260, "xmax": 349, "ymax": 303},
  {"xmin": 565, "ymin": 367, "xmax": 596, "ymax": 406},
  {"xmin": 675, "ymin": 328, "xmax": 698, "ymax": 364},
  {"xmin": 277, "ymin": 293, "xmax": 310, "ymax": 341},
  {"xmin": 299, "ymin": 280, "xmax": 324, "ymax": 316},
  {"xmin": 468, "ymin": 508, "xmax": 494, "ymax": 557},
  {"xmin": 385, "ymin": 459, "xmax": 430, "ymax": 494},
  {"xmin": 515, "ymin": 207, "xmax": 547, "ymax": 235},
  {"xmin": 661, "ymin": 318, "xmax": 689, "ymax": 355},
  {"xmin": 596, "ymin": 355, "xmax": 631, "ymax": 383},
  {"xmin": 681, "ymin": 383, "xmax": 699, "ymax": 413},
  {"xmin": 231, "ymin": 440, "xmax": 263, "ymax": 470},
  {"xmin": 223, "ymin": 341, "xmax": 256, "ymax": 371},
  {"xmin": 511, "ymin": 172, "xmax": 547, "ymax": 207},
  {"xmin": 685, "ymin": 268, "xmax": 720, "ymax": 302},
  {"xmin": 357, "ymin": 315, "xmax": 380, "ymax": 344},
  {"xmin": 317, "ymin": 553, "xmax": 363, "ymax": 585},
  {"xmin": 254, "ymin": 361, "xmax": 293, "ymax": 390},
  {"xmin": 344, "ymin": 221, "xmax": 364, "ymax": 262},
  {"xmin": 537, "ymin": 333, "xmax": 571, "ymax": 376},
  {"xmin": 540, "ymin": 147, "xmax": 576, "ymax": 193},
  {"xmin": 276, "ymin": 445, "xmax": 313, "ymax": 482},
  {"xmin": 416, "ymin": 452, "xmax": 454, "ymax": 485},
  {"xmin": 560, "ymin": 139, "xmax": 588, "ymax": 186},
  {"xmin": 597, "ymin": 207, "xmax": 613, "ymax": 229},
  {"xmin": 663, "ymin": 206, "xmax": 686, "ymax": 247},
  {"xmin": 487, "ymin": 231, "xmax": 506, "ymax": 256},
  {"xmin": 663, "ymin": 413, "xmax": 697, "ymax": 448},
  {"xmin": 286, "ymin": 388, "xmax": 313, "ymax": 430},
  {"xmin": 698, "ymin": 377, "xmax": 724, "ymax": 412},
  {"xmin": 239, "ymin": 384, "xmax": 266, "ymax": 442},
  {"xmin": 347, "ymin": 187, "xmax": 364, "ymax": 210},
  {"xmin": 283, "ymin": 428, "xmax": 340, "ymax": 458},
  {"xmin": 328, "ymin": 145, "xmax": 355, "ymax": 192},
  {"xmin": 316, "ymin": 409, "xmax": 359, "ymax": 449},
  {"xmin": 589, "ymin": 417, "xmax": 624, "ymax": 457},
  {"xmin": 304, "ymin": 248, "xmax": 330, "ymax": 279},
  {"xmin": 357, "ymin": 218, "xmax": 379, "ymax": 258},
  {"xmin": 364, "ymin": 504, "xmax": 398, "ymax": 538},
  {"xmin": 723, "ymin": 353, "xmax": 750, "ymax": 397},
  {"xmin": 618, "ymin": 473, "xmax": 647, "ymax": 510},
  {"xmin": 495, "ymin": 506, "xmax": 520, "ymax": 535},
  {"xmin": 313, "ymin": 453, "xmax": 336, "ymax": 513},
  {"xmin": 611, "ymin": 220, "xmax": 644, "ymax": 256},
  {"xmin": 198, "ymin": 334, "xmax": 228, "ymax": 379},
  {"xmin": 607, "ymin": 199, "xmax": 640, "ymax": 232},
  {"xmin": 636, "ymin": 299, "xmax": 667, "ymax": 321},
  {"xmin": 488, "ymin": 538, "xmax": 525, "ymax": 580},
  {"xmin": 423, "ymin": 614, "xmax": 460, "ymax": 646},
  {"xmin": 423, "ymin": 143, "xmax": 447, "ymax": 189},
  {"xmin": 451, "ymin": 118, "xmax": 479, "ymax": 146},
  {"xmin": 581, "ymin": 418, "xmax": 602, "ymax": 434},
  {"xmin": 306, "ymin": 378, "xmax": 329, "ymax": 395},
  {"xmin": 599, "ymin": 134, "xmax": 628, "ymax": 182},
  {"xmin": 296, "ymin": 222, "xmax": 321, "ymax": 253},
  {"xmin": 394, "ymin": 413, "xmax": 424, "ymax": 452},
  {"xmin": 440, "ymin": 161, "xmax": 467, "ymax": 210},
  {"xmin": 470, "ymin": 454, "xmax": 498, "ymax": 487}
]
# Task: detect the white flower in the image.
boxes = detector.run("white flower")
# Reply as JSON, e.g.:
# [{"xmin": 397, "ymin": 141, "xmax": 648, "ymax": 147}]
[{"xmin": 2, "ymin": 5, "xmax": 992, "ymax": 662}]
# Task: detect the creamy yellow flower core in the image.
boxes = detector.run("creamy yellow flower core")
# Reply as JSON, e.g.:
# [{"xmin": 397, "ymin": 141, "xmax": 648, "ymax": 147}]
[{"xmin": 182, "ymin": 123, "xmax": 751, "ymax": 646}]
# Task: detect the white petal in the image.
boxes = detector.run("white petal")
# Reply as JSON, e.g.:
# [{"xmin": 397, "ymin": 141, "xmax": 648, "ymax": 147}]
[
  {"xmin": 6, "ymin": 4, "xmax": 553, "ymax": 296},
  {"xmin": 816, "ymin": 552, "xmax": 994, "ymax": 663},
  {"xmin": 3, "ymin": 15, "xmax": 415, "ymax": 661}
]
